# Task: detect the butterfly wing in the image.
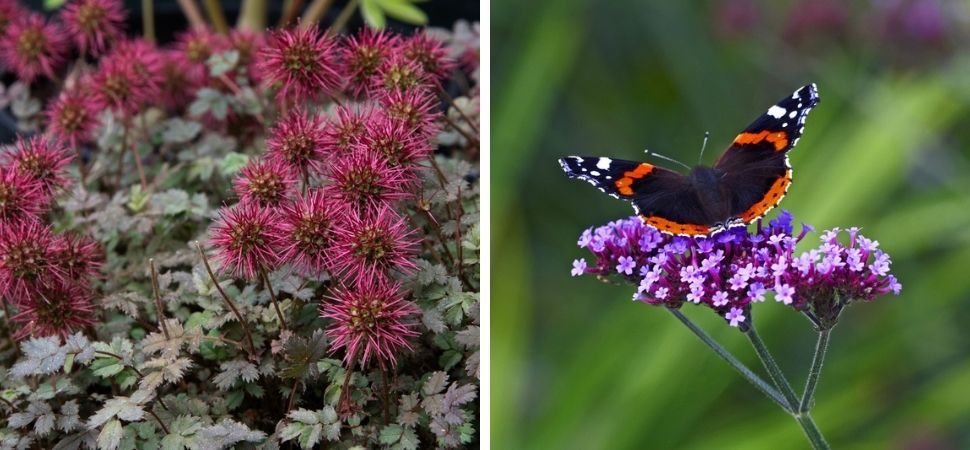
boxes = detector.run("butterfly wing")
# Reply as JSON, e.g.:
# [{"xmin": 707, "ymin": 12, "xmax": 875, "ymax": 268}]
[
  {"xmin": 714, "ymin": 83, "xmax": 820, "ymax": 223},
  {"xmin": 558, "ymin": 156, "xmax": 713, "ymax": 235}
]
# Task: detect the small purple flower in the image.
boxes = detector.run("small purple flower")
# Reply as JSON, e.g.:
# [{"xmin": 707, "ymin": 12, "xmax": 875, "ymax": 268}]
[
  {"xmin": 775, "ymin": 283, "xmax": 795, "ymax": 305},
  {"xmin": 748, "ymin": 282, "xmax": 767, "ymax": 302},
  {"xmin": 887, "ymin": 275, "xmax": 902, "ymax": 294},
  {"xmin": 578, "ymin": 229, "xmax": 593, "ymax": 248},
  {"xmin": 571, "ymin": 259, "xmax": 587, "ymax": 277},
  {"xmin": 616, "ymin": 256, "xmax": 636, "ymax": 275},
  {"xmin": 869, "ymin": 251, "xmax": 891, "ymax": 276},
  {"xmin": 725, "ymin": 307, "xmax": 746, "ymax": 327},
  {"xmin": 729, "ymin": 273, "xmax": 748, "ymax": 291},
  {"xmin": 712, "ymin": 291, "xmax": 729, "ymax": 307}
]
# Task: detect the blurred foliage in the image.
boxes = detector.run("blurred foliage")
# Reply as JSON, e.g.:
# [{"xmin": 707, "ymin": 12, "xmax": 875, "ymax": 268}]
[{"xmin": 492, "ymin": 0, "xmax": 970, "ymax": 449}]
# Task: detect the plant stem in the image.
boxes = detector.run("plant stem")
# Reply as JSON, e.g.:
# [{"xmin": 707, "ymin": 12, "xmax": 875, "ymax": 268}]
[
  {"xmin": 195, "ymin": 241, "xmax": 258, "ymax": 360},
  {"xmin": 148, "ymin": 259, "xmax": 170, "ymax": 340},
  {"xmin": 238, "ymin": 0, "xmax": 268, "ymax": 30},
  {"xmin": 148, "ymin": 408, "xmax": 170, "ymax": 434},
  {"xmin": 259, "ymin": 267, "xmax": 288, "ymax": 331},
  {"xmin": 301, "ymin": 0, "xmax": 333, "ymax": 27},
  {"xmin": 176, "ymin": 0, "xmax": 208, "ymax": 31},
  {"xmin": 202, "ymin": 0, "xmax": 229, "ymax": 34},
  {"xmin": 799, "ymin": 329, "xmax": 830, "ymax": 413},
  {"xmin": 744, "ymin": 322, "xmax": 800, "ymax": 411},
  {"xmin": 666, "ymin": 308, "xmax": 791, "ymax": 412},
  {"xmin": 437, "ymin": 83, "xmax": 479, "ymax": 135},
  {"xmin": 142, "ymin": 0, "xmax": 156, "ymax": 44},
  {"xmin": 279, "ymin": 0, "xmax": 307, "ymax": 27},
  {"xmin": 795, "ymin": 413, "xmax": 831, "ymax": 450},
  {"xmin": 329, "ymin": 0, "xmax": 360, "ymax": 34}
]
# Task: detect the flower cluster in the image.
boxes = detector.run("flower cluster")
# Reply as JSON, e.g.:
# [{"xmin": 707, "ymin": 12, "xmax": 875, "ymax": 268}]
[
  {"xmin": 205, "ymin": 25, "xmax": 452, "ymax": 369},
  {"xmin": 0, "ymin": 136, "xmax": 101, "ymax": 338},
  {"xmin": 572, "ymin": 211, "xmax": 900, "ymax": 329}
]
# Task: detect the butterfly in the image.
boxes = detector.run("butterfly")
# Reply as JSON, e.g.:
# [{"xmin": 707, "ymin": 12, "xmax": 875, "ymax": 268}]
[{"xmin": 559, "ymin": 84, "xmax": 819, "ymax": 236}]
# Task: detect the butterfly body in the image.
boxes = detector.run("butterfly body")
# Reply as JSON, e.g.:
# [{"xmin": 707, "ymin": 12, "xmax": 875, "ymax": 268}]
[{"xmin": 559, "ymin": 84, "xmax": 818, "ymax": 236}]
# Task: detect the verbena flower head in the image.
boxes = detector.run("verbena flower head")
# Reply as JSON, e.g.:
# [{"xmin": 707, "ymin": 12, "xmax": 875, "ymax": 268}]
[
  {"xmin": 279, "ymin": 189, "xmax": 340, "ymax": 275},
  {"xmin": 5, "ymin": 135, "xmax": 74, "ymax": 195},
  {"xmin": 266, "ymin": 108, "xmax": 326, "ymax": 178},
  {"xmin": 61, "ymin": 0, "xmax": 126, "ymax": 57},
  {"xmin": 210, "ymin": 202, "xmax": 285, "ymax": 280},
  {"xmin": 259, "ymin": 25, "xmax": 342, "ymax": 103},
  {"xmin": 372, "ymin": 52, "xmax": 431, "ymax": 94},
  {"xmin": 362, "ymin": 114, "xmax": 432, "ymax": 170},
  {"xmin": 53, "ymin": 232, "xmax": 103, "ymax": 282},
  {"xmin": 232, "ymin": 157, "xmax": 296, "ymax": 207},
  {"xmin": 379, "ymin": 89, "xmax": 440, "ymax": 138},
  {"xmin": 322, "ymin": 275, "xmax": 420, "ymax": 369},
  {"xmin": 572, "ymin": 211, "xmax": 901, "ymax": 329},
  {"xmin": 402, "ymin": 31, "xmax": 455, "ymax": 81},
  {"xmin": 341, "ymin": 28, "xmax": 400, "ymax": 97},
  {"xmin": 92, "ymin": 39, "xmax": 163, "ymax": 115},
  {"xmin": 0, "ymin": 220, "xmax": 66, "ymax": 305},
  {"xmin": 331, "ymin": 205, "xmax": 418, "ymax": 283},
  {"xmin": 0, "ymin": 165, "xmax": 47, "ymax": 222},
  {"xmin": 45, "ymin": 87, "xmax": 99, "ymax": 147},
  {"xmin": 0, "ymin": 12, "xmax": 70, "ymax": 82},
  {"xmin": 11, "ymin": 280, "xmax": 95, "ymax": 339},
  {"xmin": 321, "ymin": 105, "xmax": 373, "ymax": 159},
  {"xmin": 325, "ymin": 149, "xmax": 411, "ymax": 210}
]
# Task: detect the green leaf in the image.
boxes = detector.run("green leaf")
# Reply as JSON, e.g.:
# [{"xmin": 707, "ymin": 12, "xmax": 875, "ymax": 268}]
[
  {"xmin": 90, "ymin": 358, "xmax": 124, "ymax": 378},
  {"xmin": 219, "ymin": 152, "xmax": 249, "ymax": 176},
  {"xmin": 439, "ymin": 349, "xmax": 462, "ymax": 371},
  {"xmin": 63, "ymin": 353, "xmax": 74, "ymax": 374},
  {"xmin": 375, "ymin": 0, "xmax": 427, "ymax": 24},
  {"xmin": 43, "ymin": 0, "xmax": 66, "ymax": 10},
  {"xmin": 127, "ymin": 185, "xmax": 150, "ymax": 212},
  {"xmin": 225, "ymin": 390, "xmax": 244, "ymax": 410},
  {"xmin": 98, "ymin": 419, "xmax": 123, "ymax": 450},
  {"xmin": 207, "ymin": 50, "xmax": 240, "ymax": 77},
  {"xmin": 360, "ymin": 0, "xmax": 386, "ymax": 28},
  {"xmin": 379, "ymin": 424, "xmax": 404, "ymax": 445}
]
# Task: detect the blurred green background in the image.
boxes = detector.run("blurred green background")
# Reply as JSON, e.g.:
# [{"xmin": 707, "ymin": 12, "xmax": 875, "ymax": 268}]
[{"xmin": 492, "ymin": 0, "xmax": 970, "ymax": 448}]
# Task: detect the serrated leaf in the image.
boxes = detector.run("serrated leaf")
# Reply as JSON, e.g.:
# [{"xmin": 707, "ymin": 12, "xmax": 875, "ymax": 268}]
[
  {"xmin": 379, "ymin": 424, "xmax": 403, "ymax": 445},
  {"xmin": 439, "ymin": 350, "xmax": 462, "ymax": 371},
  {"xmin": 207, "ymin": 50, "xmax": 239, "ymax": 77},
  {"xmin": 89, "ymin": 358, "xmax": 124, "ymax": 378},
  {"xmin": 423, "ymin": 372, "xmax": 448, "ymax": 396},
  {"xmin": 11, "ymin": 336, "xmax": 65, "ymax": 377},
  {"xmin": 162, "ymin": 119, "xmax": 202, "ymax": 144},
  {"xmin": 219, "ymin": 152, "xmax": 249, "ymax": 176},
  {"xmin": 97, "ymin": 419, "xmax": 123, "ymax": 450}
]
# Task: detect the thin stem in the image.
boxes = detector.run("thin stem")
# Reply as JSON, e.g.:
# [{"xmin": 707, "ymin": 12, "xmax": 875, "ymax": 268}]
[
  {"xmin": 380, "ymin": 368, "xmax": 390, "ymax": 424},
  {"xmin": 238, "ymin": 0, "xmax": 268, "ymax": 30},
  {"xmin": 300, "ymin": 0, "xmax": 333, "ymax": 27},
  {"xmin": 195, "ymin": 241, "xmax": 258, "ymax": 359},
  {"xmin": 437, "ymin": 83, "xmax": 479, "ymax": 135},
  {"xmin": 744, "ymin": 322, "xmax": 800, "ymax": 411},
  {"xmin": 148, "ymin": 408, "xmax": 170, "ymax": 434},
  {"xmin": 279, "ymin": 0, "xmax": 307, "ymax": 27},
  {"xmin": 795, "ymin": 414, "xmax": 831, "ymax": 450},
  {"xmin": 329, "ymin": 0, "xmax": 360, "ymax": 34},
  {"xmin": 124, "ymin": 119, "xmax": 148, "ymax": 191},
  {"xmin": 141, "ymin": 0, "xmax": 156, "ymax": 44},
  {"xmin": 176, "ymin": 0, "xmax": 208, "ymax": 31},
  {"xmin": 442, "ymin": 114, "xmax": 479, "ymax": 147},
  {"xmin": 148, "ymin": 259, "xmax": 170, "ymax": 340},
  {"xmin": 666, "ymin": 308, "xmax": 791, "ymax": 412},
  {"xmin": 286, "ymin": 379, "xmax": 300, "ymax": 414},
  {"xmin": 94, "ymin": 351, "xmax": 144, "ymax": 378},
  {"xmin": 799, "ymin": 329, "xmax": 830, "ymax": 413},
  {"xmin": 259, "ymin": 267, "xmax": 288, "ymax": 331},
  {"xmin": 202, "ymin": 0, "xmax": 230, "ymax": 34}
]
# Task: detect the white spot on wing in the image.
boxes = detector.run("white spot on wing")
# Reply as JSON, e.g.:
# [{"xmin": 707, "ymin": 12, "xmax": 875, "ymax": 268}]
[
  {"xmin": 767, "ymin": 105, "xmax": 786, "ymax": 118},
  {"xmin": 788, "ymin": 110, "xmax": 797, "ymax": 118},
  {"xmin": 596, "ymin": 157, "xmax": 612, "ymax": 170},
  {"xmin": 590, "ymin": 170, "xmax": 600, "ymax": 176}
]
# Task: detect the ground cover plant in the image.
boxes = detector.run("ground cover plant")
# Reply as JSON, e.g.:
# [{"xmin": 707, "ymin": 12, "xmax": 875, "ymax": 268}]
[{"xmin": 0, "ymin": 1, "xmax": 480, "ymax": 449}]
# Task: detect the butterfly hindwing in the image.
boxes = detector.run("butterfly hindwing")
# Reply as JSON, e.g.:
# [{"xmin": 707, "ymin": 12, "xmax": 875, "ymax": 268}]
[{"xmin": 715, "ymin": 83, "xmax": 819, "ymax": 223}]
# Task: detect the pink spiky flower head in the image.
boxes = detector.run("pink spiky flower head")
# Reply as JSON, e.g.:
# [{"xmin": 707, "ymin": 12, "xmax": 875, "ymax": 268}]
[
  {"xmin": 61, "ymin": 0, "xmax": 126, "ymax": 57},
  {"xmin": 402, "ymin": 31, "xmax": 455, "ymax": 81},
  {"xmin": 158, "ymin": 49, "xmax": 195, "ymax": 111},
  {"xmin": 233, "ymin": 157, "xmax": 297, "ymax": 207},
  {"xmin": 11, "ymin": 281, "xmax": 96, "ymax": 339},
  {"xmin": 177, "ymin": 29, "xmax": 221, "ymax": 87},
  {"xmin": 53, "ymin": 233, "xmax": 103, "ymax": 282},
  {"xmin": 379, "ymin": 88, "xmax": 440, "ymax": 139},
  {"xmin": 210, "ymin": 202, "xmax": 285, "ymax": 280},
  {"xmin": 92, "ymin": 39, "xmax": 163, "ymax": 116},
  {"xmin": 372, "ymin": 52, "xmax": 431, "ymax": 95},
  {"xmin": 362, "ymin": 114, "xmax": 432, "ymax": 169},
  {"xmin": 259, "ymin": 25, "xmax": 343, "ymax": 104},
  {"xmin": 340, "ymin": 28, "xmax": 400, "ymax": 97},
  {"xmin": 331, "ymin": 205, "xmax": 418, "ymax": 283},
  {"xmin": 5, "ymin": 135, "xmax": 74, "ymax": 195},
  {"xmin": 0, "ymin": 12, "xmax": 71, "ymax": 82},
  {"xmin": 321, "ymin": 105, "xmax": 374, "ymax": 160},
  {"xmin": 322, "ymin": 275, "xmax": 420, "ymax": 369},
  {"xmin": 325, "ymin": 149, "xmax": 411, "ymax": 210},
  {"xmin": 0, "ymin": 165, "xmax": 47, "ymax": 223},
  {"xmin": 45, "ymin": 87, "xmax": 99, "ymax": 147},
  {"xmin": 0, "ymin": 220, "xmax": 66, "ymax": 306},
  {"xmin": 0, "ymin": 0, "xmax": 25, "ymax": 37},
  {"xmin": 227, "ymin": 29, "xmax": 265, "ymax": 84},
  {"xmin": 266, "ymin": 108, "xmax": 326, "ymax": 178},
  {"xmin": 278, "ymin": 189, "xmax": 341, "ymax": 275}
]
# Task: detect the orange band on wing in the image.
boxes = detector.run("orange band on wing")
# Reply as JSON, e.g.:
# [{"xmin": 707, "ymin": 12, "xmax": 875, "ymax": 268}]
[
  {"xmin": 733, "ymin": 130, "xmax": 789, "ymax": 151},
  {"xmin": 740, "ymin": 170, "xmax": 792, "ymax": 222},
  {"xmin": 614, "ymin": 163, "xmax": 654, "ymax": 196},
  {"xmin": 639, "ymin": 215, "xmax": 710, "ymax": 236}
]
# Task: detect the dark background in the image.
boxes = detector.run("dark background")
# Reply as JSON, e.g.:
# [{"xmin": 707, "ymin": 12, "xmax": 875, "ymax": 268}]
[{"xmin": 493, "ymin": 0, "xmax": 970, "ymax": 449}]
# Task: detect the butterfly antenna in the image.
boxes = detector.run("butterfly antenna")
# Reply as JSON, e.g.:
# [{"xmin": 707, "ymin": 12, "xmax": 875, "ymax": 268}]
[
  {"xmin": 643, "ymin": 149, "xmax": 691, "ymax": 171},
  {"xmin": 698, "ymin": 131, "xmax": 710, "ymax": 164}
]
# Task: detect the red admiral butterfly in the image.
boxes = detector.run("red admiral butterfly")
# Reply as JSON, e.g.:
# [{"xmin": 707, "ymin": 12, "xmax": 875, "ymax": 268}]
[{"xmin": 559, "ymin": 84, "xmax": 819, "ymax": 236}]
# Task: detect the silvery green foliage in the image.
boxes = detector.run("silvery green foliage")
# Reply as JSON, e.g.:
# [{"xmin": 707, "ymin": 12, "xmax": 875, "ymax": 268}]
[{"xmin": 1, "ymin": 22, "xmax": 480, "ymax": 450}]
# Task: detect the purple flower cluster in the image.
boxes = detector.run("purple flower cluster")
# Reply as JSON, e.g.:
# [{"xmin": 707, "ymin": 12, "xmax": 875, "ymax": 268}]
[{"xmin": 571, "ymin": 211, "xmax": 901, "ymax": 329}]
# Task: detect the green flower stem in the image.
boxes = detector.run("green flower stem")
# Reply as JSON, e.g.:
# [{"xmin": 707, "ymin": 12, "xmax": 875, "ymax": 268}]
[
  {"xmin": 667, "ymin": 308, "xmax": 792, "ymax": 413},
  {"xmin": 744, "ymin": 322, "xmax": 800, "ymax": 411},
  {"xmin": 795, "ymin": 413, "xmax": 831, "ymax": 450},
  {"xmin": 800, "ymin": 329, "xmax": 831, "ymax": 413}
]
